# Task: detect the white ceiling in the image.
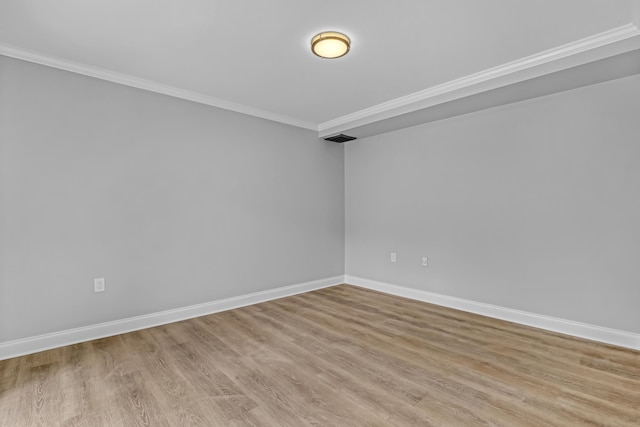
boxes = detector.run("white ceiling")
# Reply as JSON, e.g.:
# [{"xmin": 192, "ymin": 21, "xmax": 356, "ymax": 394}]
[{"xmin": 1, "ymin": 1, "xmax": 639, "ymax": 134}]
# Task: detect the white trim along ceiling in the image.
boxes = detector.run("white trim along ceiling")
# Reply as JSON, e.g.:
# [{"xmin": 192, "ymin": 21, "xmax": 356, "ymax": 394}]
[{"xmin": 1, "ymin": 1, "xmax": 640, "ymax": 138}]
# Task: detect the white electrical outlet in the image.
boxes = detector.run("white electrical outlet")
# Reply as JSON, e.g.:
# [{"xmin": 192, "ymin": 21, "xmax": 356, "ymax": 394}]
[
  {"xmin": 422, "ymin": 257, "xmax": 428, "ymax": 267},
  {"xmin": 391, "ymin": 252, "xmax": 397, "ymax": 263},
  {"xmin": 94, "ymin": 278, "xmax": 106, "ymax": 293}
]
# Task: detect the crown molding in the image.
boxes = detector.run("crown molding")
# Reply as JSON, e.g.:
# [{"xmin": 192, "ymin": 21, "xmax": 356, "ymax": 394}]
[
  {"xmin": 0, "ymin": 44, "xmax": 318, "ymax": 132},
  {"xmin": 2, "ymin": 20, "xmax": 639, "ymax": 138},
  {"xmin": 319, "ymin": 23, "xmax": 640, "ymax": 137}
]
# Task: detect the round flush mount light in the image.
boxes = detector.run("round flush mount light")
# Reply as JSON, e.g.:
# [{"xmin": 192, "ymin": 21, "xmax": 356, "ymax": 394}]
[{"xmin": 311, "ymin": 31, "xmax": 351, "ymax": 59}]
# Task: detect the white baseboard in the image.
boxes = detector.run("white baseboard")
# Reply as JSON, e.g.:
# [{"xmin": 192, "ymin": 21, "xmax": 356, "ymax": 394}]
[
  {"xmin": 0, "ymin": 276, "xmax": 344, "ymax": 361},
  {"xmin": 5, "ymin": 274, "xmax": 635, "ymax": 360},
  {"xmin": 345, "ymin": 275, "xmax": 640, "ymax": 351}
]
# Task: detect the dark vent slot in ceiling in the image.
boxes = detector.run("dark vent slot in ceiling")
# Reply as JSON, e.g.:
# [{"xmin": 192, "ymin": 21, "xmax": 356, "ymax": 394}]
[{"xmin": 324, "ymin": 134, "xmax": 357, "ymax": 143}]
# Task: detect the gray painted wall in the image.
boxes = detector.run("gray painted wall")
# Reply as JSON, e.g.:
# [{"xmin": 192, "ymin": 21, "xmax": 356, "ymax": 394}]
[
  {"xmin": 0, "ymin": 56, "xmax": 345, "ymax": 342},
  {"xmin": 345, "ymin": 74, "xmax": 640, "ymax": 334},
  {"xmin": 2, "ymin": 53, "xmax": 638, "ymax": 345}
]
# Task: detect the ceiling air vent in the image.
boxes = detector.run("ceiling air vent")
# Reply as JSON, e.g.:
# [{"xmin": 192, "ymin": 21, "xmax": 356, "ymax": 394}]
[{"xmin": 324, "ymin": 133, "xmax": 357, "ymax": 143}]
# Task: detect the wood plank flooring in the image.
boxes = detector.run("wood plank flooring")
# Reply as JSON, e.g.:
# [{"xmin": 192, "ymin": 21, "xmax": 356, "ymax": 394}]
[{"xmin": 1, "ymin": 284, "xmax": 639, "ymax": 426}]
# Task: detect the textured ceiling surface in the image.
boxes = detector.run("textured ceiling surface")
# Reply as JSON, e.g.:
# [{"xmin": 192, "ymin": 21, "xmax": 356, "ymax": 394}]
[{"xmin": 0, "ymin": 1, "xmax": 634, "ymax": 125}]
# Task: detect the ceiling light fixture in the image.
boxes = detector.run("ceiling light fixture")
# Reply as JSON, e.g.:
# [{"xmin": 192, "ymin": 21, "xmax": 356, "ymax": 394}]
[{"xmin": 311, "ymin": 31, "xmax": 350, "ymax": 59}]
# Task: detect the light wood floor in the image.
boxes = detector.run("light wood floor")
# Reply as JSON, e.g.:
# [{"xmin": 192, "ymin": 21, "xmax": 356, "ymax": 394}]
[{"xmin": 1, "ymin": 285, "xmax": 638, "ymax": 426}]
